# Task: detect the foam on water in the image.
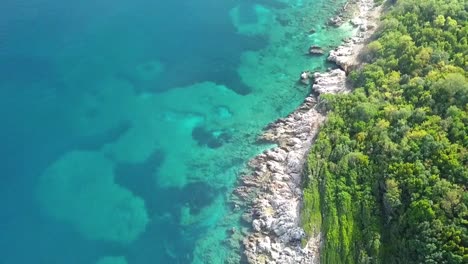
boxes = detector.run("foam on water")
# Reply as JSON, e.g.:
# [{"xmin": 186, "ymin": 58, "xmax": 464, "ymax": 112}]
[{"xmin": 0, "ymin": 0, "xmax": 352, "ymax": 263}]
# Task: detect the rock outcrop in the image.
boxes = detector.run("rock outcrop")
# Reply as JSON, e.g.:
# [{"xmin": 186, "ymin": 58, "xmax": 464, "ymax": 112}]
[
  {"xmin": 299, "ymin": 71, "xmax": 313, "ymax": 85},
  {"xmin": 328, "ymin": 16, "xmax": 344, "ymax": 27},
  {"xmin": 312, "ymin": 69, "xmax": 349, "ymax": 94},
  {"xmin": 235, "ymin": 95, "xmax": 325, "ymax": 264}
]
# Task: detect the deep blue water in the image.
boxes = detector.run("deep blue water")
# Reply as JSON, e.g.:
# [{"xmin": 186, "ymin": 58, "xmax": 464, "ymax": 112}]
[{"xmin": 0, "ymin": 0, "xmax": 349, "ymax": 263}]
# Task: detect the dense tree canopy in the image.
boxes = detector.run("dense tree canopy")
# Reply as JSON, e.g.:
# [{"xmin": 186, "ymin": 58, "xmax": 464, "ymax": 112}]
[{"xmin": 302, "ymin": 0, "xmax": 467, "ymax": 263}]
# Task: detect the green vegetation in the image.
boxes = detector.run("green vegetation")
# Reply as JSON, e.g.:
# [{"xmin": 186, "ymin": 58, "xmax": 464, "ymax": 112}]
[
  {"xmin": 302, "ymin": 0, "xmax": 468, "ymax": 263},
  {"xmin": 301, "ymin": 170, "xmax": 322, "ymax": 239}
]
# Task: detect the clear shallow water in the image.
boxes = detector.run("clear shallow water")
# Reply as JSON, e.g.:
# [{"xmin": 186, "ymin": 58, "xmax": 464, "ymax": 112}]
[{"xmin": 0, "ymin": 0, "xmax": 350, "ymax": 263}]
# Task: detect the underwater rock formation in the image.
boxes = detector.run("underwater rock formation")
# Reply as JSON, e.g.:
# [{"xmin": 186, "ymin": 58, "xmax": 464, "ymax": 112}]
[
  {"xmin": 192, "ymin": 126, "xmax": 232, "ymax": 149},
  {"xmin": 229, "ymin": 4, "xmax": 276, "ymax": 36},
  {"xmin": 37, "ymin": 151, "xmax": 149, "ymax": 243},
  {"xmin": 308, "ymin": 46, "xmax": 325, "ymax": 55}
]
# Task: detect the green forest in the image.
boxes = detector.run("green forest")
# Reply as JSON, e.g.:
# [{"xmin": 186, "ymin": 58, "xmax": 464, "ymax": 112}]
[{"xmin": 301, "ymin": 0, "xmax": 467, "ymax": 263}]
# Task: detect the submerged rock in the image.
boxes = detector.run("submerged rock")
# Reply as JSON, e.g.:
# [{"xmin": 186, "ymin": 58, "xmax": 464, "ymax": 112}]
[
  {"xmin": 37, "ymin": 151, "xmax": 149, "ymax": 244},
  {"xmin": 308, "ymin": 45, "xmax": 325, "ymax": 55},
  {"xmin": 192, "ymin": 126, "xmax": 232, "ymax": 148},
  {"xmin": 328, "ymin": 16, "xmax": 343, "ymax": 27}
]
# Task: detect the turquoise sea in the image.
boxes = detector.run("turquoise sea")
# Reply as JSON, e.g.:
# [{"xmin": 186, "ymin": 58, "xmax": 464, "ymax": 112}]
[{"xmin": 0, "ymin": 0, "xmax": 352, "ymax": 263}]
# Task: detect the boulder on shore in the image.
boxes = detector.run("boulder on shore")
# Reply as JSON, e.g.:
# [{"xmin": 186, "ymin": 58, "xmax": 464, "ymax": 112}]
[
  {"xmin": 312, "ymin": 69, "xmax": 349, "ymax": 94},
  {"xmin": 299, "ymin": 71, "xmax": 313, "ymax": 85}
]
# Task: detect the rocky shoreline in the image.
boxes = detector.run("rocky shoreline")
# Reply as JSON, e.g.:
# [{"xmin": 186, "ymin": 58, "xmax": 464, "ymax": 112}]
[
  {"xmin": 232, "ymin": 0, "xmax": 381, "ymax": 263},
  {"xmin": 328, "ymin": 0, "xmax": 382, "ymax": 72}
]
